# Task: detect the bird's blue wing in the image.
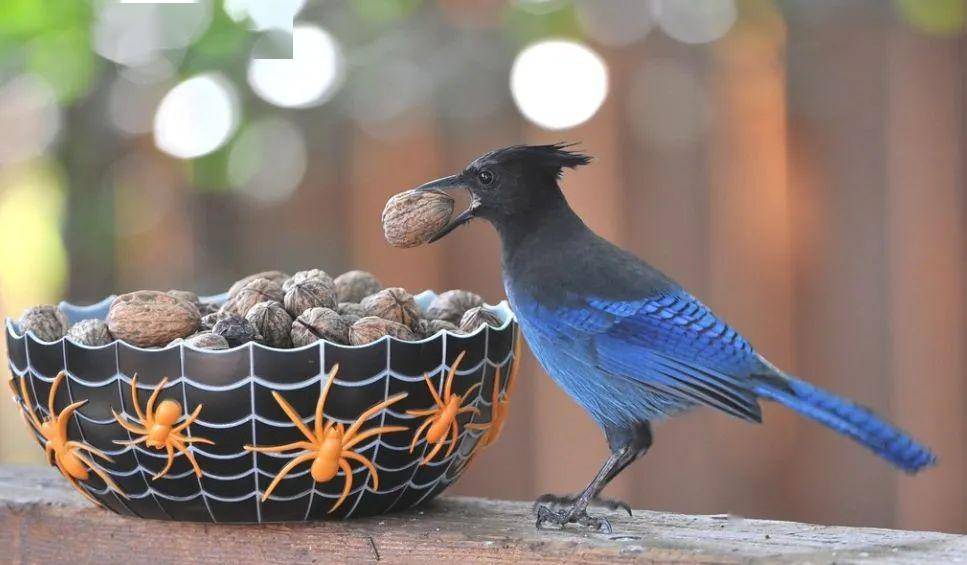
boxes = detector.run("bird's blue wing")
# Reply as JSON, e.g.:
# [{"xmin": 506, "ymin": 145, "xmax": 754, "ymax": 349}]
[{"xmin": 520, "ymin": 290, "xmax": 767, "ymax": 422}]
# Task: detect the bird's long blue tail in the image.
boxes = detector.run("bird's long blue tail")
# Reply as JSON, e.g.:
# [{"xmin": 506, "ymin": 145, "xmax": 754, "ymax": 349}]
[{"xmin": 751, "ymin": 373, "xmax": 936, "ymax": 473}]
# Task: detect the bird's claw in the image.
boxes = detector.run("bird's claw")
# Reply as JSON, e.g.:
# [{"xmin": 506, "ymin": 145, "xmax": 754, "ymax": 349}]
[
  {"xmin": 534, "ymin": 504, "xmax": 614, "ymax": 534},
  {"xmin": 534, "ymin": 492, "xmax": 633, "ymax": 517}
]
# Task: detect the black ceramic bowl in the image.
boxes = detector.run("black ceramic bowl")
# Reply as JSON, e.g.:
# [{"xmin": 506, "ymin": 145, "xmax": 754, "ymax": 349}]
[{"xmin": 5, "ymin": 291, "xmax": 519, "ymax": 522}]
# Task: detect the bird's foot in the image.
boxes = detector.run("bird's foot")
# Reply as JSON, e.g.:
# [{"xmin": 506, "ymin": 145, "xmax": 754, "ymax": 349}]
[
  {"xmin": 535, "ymin": 503, "xmax": 613, "ymax": 534},
  {"xmin": 534, "ymin": 492, "xmax": 632, "ymax": 516}
]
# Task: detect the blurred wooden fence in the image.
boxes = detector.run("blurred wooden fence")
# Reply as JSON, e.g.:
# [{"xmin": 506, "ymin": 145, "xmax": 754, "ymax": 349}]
[{"xmin": 1, "ymin": 5, "xmax": 963, "ymax": 533}]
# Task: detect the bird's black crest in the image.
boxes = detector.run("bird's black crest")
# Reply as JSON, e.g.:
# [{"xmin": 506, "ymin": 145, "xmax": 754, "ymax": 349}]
[{"xmin": 480, "ymin": 143, "xmax": 592, "ymax": 178}]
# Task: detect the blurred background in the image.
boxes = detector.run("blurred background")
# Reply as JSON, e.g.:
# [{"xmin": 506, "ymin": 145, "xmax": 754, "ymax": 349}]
[{"xmin": 0, "ymin": 0, "xmax": 964, "ymax": 533}]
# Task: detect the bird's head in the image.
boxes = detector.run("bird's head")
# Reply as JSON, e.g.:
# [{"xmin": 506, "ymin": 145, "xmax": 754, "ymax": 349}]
[{"xmin": 414, "ymin": 143, "xmax": 591, "ymax": 242}]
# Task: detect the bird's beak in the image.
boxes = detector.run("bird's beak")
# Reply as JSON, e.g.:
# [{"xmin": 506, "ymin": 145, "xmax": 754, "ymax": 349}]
[{"xmin": 413, "ymin": 174, "xmax": 478, "ymax": 243}]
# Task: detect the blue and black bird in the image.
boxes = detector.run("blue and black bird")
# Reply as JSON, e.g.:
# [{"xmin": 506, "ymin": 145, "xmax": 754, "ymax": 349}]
[{"xmin": 415, "ymin": 144, "xmax": 935, "ymax": 532}]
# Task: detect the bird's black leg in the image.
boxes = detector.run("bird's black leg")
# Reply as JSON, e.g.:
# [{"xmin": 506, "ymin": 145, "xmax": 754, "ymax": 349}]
[
  {"xmin": 535, "ymin": 422, "xmax": 652, "ymax": 533},
  {"xmin": 534, "ymin": 447, "xmax": 638, "ymax": 516}
]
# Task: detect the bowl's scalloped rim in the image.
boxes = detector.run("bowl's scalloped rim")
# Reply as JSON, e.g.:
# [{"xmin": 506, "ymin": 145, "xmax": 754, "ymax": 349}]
[{"xmin": 6, "ymin": 290, "xmax": 516, "ymax": 354}]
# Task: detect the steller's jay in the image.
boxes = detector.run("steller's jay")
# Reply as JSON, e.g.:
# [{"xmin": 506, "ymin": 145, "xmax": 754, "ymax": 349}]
[{"xmin": 414, "ymin": 144, "xmax": 935, "ymax": 532}]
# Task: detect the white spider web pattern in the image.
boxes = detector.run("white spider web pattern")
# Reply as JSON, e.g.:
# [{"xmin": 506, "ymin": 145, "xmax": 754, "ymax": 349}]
[{"xmin": 7, "ymin": 325, "xmax": 518, "ymax": 522}]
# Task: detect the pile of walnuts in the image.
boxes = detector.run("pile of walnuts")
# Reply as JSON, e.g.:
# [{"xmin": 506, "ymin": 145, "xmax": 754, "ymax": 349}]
[{"xmin": 17, "ymin": 270, "xmax": 503, "ymax": 350}]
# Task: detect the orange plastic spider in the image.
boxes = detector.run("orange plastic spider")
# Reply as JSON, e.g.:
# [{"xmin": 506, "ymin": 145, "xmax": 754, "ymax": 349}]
[
  {"xmin": 18, "ymin": 371, "xmax": 124, "ymax": 506},
  {"xmin": 245, "ymin": 364, "xmax": 409, "ymax": 512},
  {"xmin": 112, "ymin": 376, "xmax": 213, "ymax": 480},
  {"xmin": 407, "ymin": 351, "xmax": 481, "ymax": 464},
  {"xmin": 468, "ymin": 336, "xmax": 522, "ymax": 448}
]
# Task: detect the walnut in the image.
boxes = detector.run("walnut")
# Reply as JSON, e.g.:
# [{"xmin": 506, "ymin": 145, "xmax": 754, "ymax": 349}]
[
  {"xmin": 107, "ymin": 291, "xmax": 200, "ymax": 347},
  {"xmin": 349, "ymin": 316, "xmax": 416, "ymax": 345},
  {"xmin": 334, "ymin": 270, "xmax": 382, "ymax": 303},
  {"xmin": 341, "ymin": 313, "xmax": 361, "ymax": 327},
  {"xmin": 228, "ymin": 270, "xmax": 289, "ymax": 298},
  {"xmin": 426, "ymin": 290, "xmax": 484, "ymax": 324},
  {"xmin": 66, "ymin": 319, "xmax": 113, "ymax": 346},
  {"xmin": 221, "ymin": 277, "xmax": 284, "ymax": 317},
  {"xmin": 282, "ymin": 269, "xmax": 332, "ymax": 292},
  {"xmin": 200, "ymin": 309, "xmax": 231, "ymax": 331},
  {"xmin": 459, "ymin": 306, "xmax": 503, "ymax": 333},
  {"xmin": 382, "ymin": 189, "xmax": 454, "ymax": 248},
  {"xmin": 18, "ymin": 305, "xmax": 69, "ymax": 341},
  {"xmin": 212, "ymin": 315, "xmax": 261, "ymax": 347},
  {"xmin": 166, "ymin": 290, "xmax": 202, "ymax": 316},
  {"xmin": 336, "ymin": 302, "xmax": 367, "ymax": 318},
  {"xmin": 175, "ymin": 331, "xmax": 230, "ymax": 350},
  {"xmin": 283, "ymin": 274, "xmax": 336, "ymax": 317},
  {"xmin": 361, "ymin": 288, "xmax": 421, "ymax": 331},
  {"xmin": 246, "ymin": 301, "xmax": 293, "ymax": 348},
  {"xmin": 291, "ymin": 307, "xmax": 349, "ymax": 346},
  {"xmin": 421, "ymin": 318, "xmax": 460, "ymax": 338}
]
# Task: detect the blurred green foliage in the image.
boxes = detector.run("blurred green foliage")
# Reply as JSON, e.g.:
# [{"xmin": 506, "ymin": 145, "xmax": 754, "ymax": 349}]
[
  {"xmin": 894, "ymin": 0, "xmax": 966, "ymax": 36},
  {"xmin": 0, "ymin": 0, "xmax": 96, "ymax": 102}
]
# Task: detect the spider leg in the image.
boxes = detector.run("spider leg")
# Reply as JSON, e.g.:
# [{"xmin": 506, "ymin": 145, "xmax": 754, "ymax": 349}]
[
  {"xmin": 56, "ymin": 400, "xmax": 88, "ymax": 441},
  {"xmin": 114, "ymin": 436, "xmax": 148, "ymax": 447},
  {"xmin": 48, "ymin": 371, "xmax": 66, "ymax": 416},
  {"xmin": 444, "ymin": 419, "xmax": 459, "ymax": 458},
  {"xmin": 342, "ymin": 451, "xmax": 380, "ymax": 490},
  {"xmin": 175, "ymin": 434, "xmax": 214, "ymax": 445},
  {"xmin": 171, "ymin": 404, "xmax": 203, "ymax": 433},
  {"xmin": 18, "ymin": 376, "xmax": 42, "ymax": 431},
  {"xmin": 270, "ymin": 391, "xmax": 317, "ymax": 443},
  {"xmin": 466, "ymin": 422, "xmax": 490, "ymax": 431},
  {"xmin": 111, "ymin": 410, "xmax": 148, "ymax": 434},
  {"xmin": 66, "ymin": 441, "xmax": 114, "ymax": 463},
  {"xmin": 342, "ymin": 425, "xmax": 408, "ymax": 451},
  {"xmin": 261, "ymin": 453, "xmax": 315, "ymax": 501},
  {"xmin": 457, "ymin": 406, "xmax": 480, "ymax": 415},
  {"xmin": 460, "ymin": 382, "xmax": 482, "ymax": 403},
  {"xmin": 66, "ymin": 472, "xmax": 104, "ymax": 508},
  {"xmin": 343, "ymin": 392, "xmax": 407, "ymax": 442},
  {"xmin": 128, "ymin": 374, "xmax": 146, "ymax": 422},
  {"xmin": 422, "ymin": 438, "xmax": 445, "ymax": 464},
  {"xmin": 75, "ymin": 452, "xmax": 125, "ymax": 498},
  {"xmin": 421, "ymin": 372, "xmax": 445, "ymax": 409},
  {"xmin": 405, "ymin": 407, "xmax": 438, "ymax": 416},
  {"xmin": 245, "ymin": 440, "xmax": 315, "ymax": 453},
  {"xmin": 409, "ymin": 417, "xmax": 435, "ymax": 453},
  {"xmin": 144, "ymin": 377, "xmax": 169, "ymax": 421},
  {"xmin": 445, "ymin": 351, "xmax": 467, "ymax": 401},
  {"xmin": 151, "ymin": 443, "xmax": 176, "ymax": 480},
  {"xmin": 171, "ymin": 436, "xmax": 204, "ymax": 478},
  {"xmin": 315, "ymin": 364, "xmax": 339, "ymax": 439},
  {"xmin": 491, "ymin": 367, "xmax": 503, "ymax": 405},
  {"xmin": 328, "ymin": 459, "xmax": 354, "ymax": 513}
]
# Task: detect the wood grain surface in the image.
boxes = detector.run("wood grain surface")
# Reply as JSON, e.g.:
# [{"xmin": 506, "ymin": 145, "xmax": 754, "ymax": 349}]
[{"xmin": 1, "ymin": 465, "xmax": 964, "ymax": 564}]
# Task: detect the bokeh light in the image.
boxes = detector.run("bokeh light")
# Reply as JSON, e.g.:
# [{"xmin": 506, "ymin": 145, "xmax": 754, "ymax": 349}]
[
  {"xmin": 224, "ymin": 0, "xmax": 306, "ymax": 31},
  {"xmin": 228, "ymin": 117, "xmax": 307, "ymax": 204},
  {"xmin": 153, "ymin": 73, "xmax": 240, "ymax": 159},
  {"xmin": 0, "ymin": 74, "xmax": 60, "ymax": 166},
  {"xmin": 655, "ymin": 0, "xmax": 736, "ymax": 44},
  {"xmin": 93, "ymin": 0, "xmax": 213, "ymax": 67},
  {"xmin": 247, "ymin": 24, "xmax": 344, "ymax": 108},
  {"xmin": 575, "ymin": 0, "xmax": 655, "ymax": 47},
  {"xmin": 510, "ymin": 40, "xmax": 608, "ymax": 130}
]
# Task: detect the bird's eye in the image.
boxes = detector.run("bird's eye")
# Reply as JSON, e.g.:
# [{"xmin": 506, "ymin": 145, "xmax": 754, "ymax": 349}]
[{"xmin": 478, "ymin": 169, "xmax": 494, "ymax": 186}]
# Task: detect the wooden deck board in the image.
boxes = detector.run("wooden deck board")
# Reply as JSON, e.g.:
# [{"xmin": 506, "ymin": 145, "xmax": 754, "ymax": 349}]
[{"xmin": 0, "ymin": 465, "xmax": 963, "ymax": 564}]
